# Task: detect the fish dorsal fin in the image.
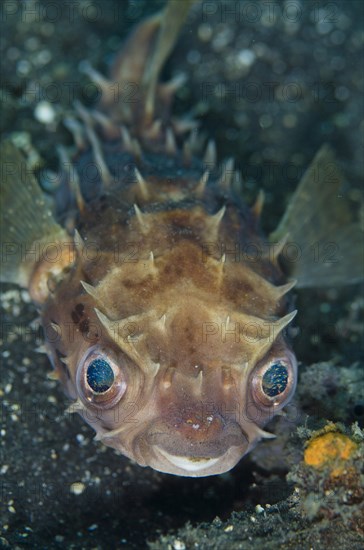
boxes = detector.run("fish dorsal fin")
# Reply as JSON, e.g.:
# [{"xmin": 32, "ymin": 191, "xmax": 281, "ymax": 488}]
[
  {"xmin": 142, "ymin": 0, "xmax": 196, "ymax": 122},
  {"xmin": 270, "ymin": 145, "xmax": 363, "ymax": 287},
  {"xmin": 106, "ymin": 0, "xmax": 196, "ymax": 134}
]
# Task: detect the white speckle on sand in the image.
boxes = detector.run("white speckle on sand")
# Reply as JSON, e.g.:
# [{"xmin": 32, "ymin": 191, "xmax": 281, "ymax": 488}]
[
  {"xmin": 250, "ymin": 516, "xmax": 257, "ymax": 523},
  {"xmin": 172, "ymin": 539, "xmax": 186, "ymax": 550},
  {"xmin": 76, "ymin": 433, "xmax": 88, "ymax": 446},
  {"xmin": 70, "ymin": 482, "xmax": 86, "ymax": 496},
  {"xmin": 237, "ymin": 49, "xmax": 256, "ymax": 68},
  {"xmin": 34, "ymin": 101, "xmax": 56, "ymax": 124},
  {"xmin": 8, "ymin": 500, "xmax": 16, "ymax": 514}
]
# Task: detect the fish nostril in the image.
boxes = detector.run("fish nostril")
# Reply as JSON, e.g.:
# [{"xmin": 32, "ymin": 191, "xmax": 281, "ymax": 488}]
[{"xmin": 175, "ymin": 412, "xmax": 225, "ymax": 441}]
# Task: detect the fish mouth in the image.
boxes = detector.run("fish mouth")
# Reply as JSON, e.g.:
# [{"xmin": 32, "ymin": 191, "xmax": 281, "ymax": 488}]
[
  {"xmin": 154, "ymin": 448, "xmax": 221, "ymax": 473},
  {"xmin": 134, "ymin": 418, "xmax": 249, "ymax": 476}
]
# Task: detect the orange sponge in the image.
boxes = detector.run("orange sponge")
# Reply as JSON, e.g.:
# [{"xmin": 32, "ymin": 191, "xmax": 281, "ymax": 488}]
[{"xmin": 304, "ymin": 432, "xmax": 357, "ymax": 476}]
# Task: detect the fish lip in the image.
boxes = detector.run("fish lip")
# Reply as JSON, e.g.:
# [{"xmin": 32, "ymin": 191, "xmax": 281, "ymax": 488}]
[
  {"xmin": 146, "ymin": 435, "xmax": 249, "ymax": 476},
  {"xmin": 131, "ymin": 418, "xmax": 249, "ymax": 475},
  {"xmin": 144, "ymin": 418, "xmax": 247, "ymax": 458},
  {"xmin": 154, "ymin": 448, "xmax": 221, "ymax": 473},
  {"xmin": 146, "ymin": 428, "xmax": 246, "ymax": 458}
]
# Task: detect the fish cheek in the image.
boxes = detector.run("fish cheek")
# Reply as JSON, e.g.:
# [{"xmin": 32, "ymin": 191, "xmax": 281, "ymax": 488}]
[
  {"xmin": 70, "ymin": 302, "xmax": 97, "ymax": 344},
  {"xmin": 29, "ymin": 243, "xmax": 76, "ymax": 304}
]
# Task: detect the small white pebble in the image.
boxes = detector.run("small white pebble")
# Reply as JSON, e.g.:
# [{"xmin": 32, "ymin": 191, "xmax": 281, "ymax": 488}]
[
  {"xmin": 255, "ymin": 504, "xmax": 264, "ymax": 514},
  {"xmin": 70, "ymin": 482, "xmax": 86, "ymax": 496},
  {"xmin": 224, "ymin": 525, "xmax": 234, "ymax": 532},
  {"xmin": 237, "ymin": 49, "xmax": 256, "ymax": 68},
  {"xmin": 34, "ymin": 101, "xmax": 56, "ymax": 124},
  {"xmin": 20, "ymin": 291, "xmax": 31, "ymax": 303},
  {"xmin": 250, "ymin": 516, "xmax": 257, "ymax": 523},
  {"xmin": 173, "ymin": 540, "xmax": 186, "ymax": 550},
  {"xmin": 36, "ymin": 49, "xmax": 52, "ymax": 66}
]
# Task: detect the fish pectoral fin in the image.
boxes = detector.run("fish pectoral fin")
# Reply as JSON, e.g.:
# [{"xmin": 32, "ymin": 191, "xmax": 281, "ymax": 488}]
[
  {"xmin": 270, "ymin": 144, "xmax": 363, "ymax": 287},
  {"xmin": 110, "ymin": 0, "xmax": 195, "ymax": 128},
  {"xmin": 0, "ymin": 140, "xmax": 73, "ymax": 300}
]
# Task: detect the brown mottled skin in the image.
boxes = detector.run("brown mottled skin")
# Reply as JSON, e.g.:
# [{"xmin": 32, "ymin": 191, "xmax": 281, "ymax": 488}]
[{"xmin": 35, "ymin": 177, "xmax": 297, "ymax": 476}]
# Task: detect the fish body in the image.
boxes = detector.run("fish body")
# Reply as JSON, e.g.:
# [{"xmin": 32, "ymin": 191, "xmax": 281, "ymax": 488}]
[{"xmin": 0, "ymin": 1, "xmax": 362, "ymax": 477}]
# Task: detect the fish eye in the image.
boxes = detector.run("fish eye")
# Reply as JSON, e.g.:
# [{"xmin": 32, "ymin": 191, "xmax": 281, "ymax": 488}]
[
  {"xmin": 251, "ymin": 354, "xmax": 297, "ymax": 408},
  {"xmin": 262, "ymin": 362, "xmax": 288, "ymax": 397},
  {"xmin": 86, "ymin": 358, "xmax": 114, "ymax": 393},
  {"xmin": 76, "ymin": 346, "xmax": 127, "ymax": 409}
]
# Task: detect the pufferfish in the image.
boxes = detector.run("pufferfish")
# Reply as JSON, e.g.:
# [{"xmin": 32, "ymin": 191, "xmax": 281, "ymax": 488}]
[{"xmin": 1, "ymin": 1, "xmax": 362, "ymax": 477}]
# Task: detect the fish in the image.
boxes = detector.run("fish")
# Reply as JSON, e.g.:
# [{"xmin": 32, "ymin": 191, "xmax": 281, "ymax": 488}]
[{"xmin": 0, "ymin": 0, "xmax": 362, "ymax": 477}]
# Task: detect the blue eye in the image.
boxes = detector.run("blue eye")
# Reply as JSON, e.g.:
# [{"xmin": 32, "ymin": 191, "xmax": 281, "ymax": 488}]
[
  {"xmin": 262, "ymin": 362, "xmax": 288, "ymax": 397},
  {"xmin": 86, "ymin": 358, "xmax": 114, "ymax": 393},
  {"xmin": 77, "ymin": 347, "xmax": 127, "ymax": 409}
]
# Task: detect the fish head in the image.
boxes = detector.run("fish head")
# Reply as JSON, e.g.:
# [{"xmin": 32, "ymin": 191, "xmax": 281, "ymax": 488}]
[{"xmin": 48, "ymin": 264, "xmax": 297, "ymax": 477}]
